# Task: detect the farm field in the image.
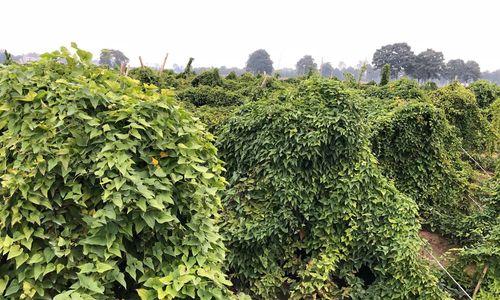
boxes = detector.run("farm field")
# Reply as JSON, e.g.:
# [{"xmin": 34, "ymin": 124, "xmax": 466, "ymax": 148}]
[{"xmin": 0, "ymin": 44, "xmax": 499, "ymax": 300}]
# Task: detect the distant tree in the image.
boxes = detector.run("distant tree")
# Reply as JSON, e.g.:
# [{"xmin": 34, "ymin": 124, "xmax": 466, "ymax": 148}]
[
  {"xmin": 365, "ymin": 64, "xmax": 381, "ymax": 82},
  {"xmin": 445, "ymin": 59, "xmax": 466, "ymax": 82},
  {"xmin": 217, "ymin": 66, "xmax": 244, "ymax": 77},
  {"xmin": 320, "ymin": 62, "xmax": 334, "ymax": 77},
  {"xmin": 296, "ymin": 55, "xmax": 317, "ymax": 76},
  {"xmin": 172, "ymin": 64, "xmax": 184, "ymax": 73},
  {"xmin": 275, "ymin": 68, "xmax": 297, "ymax": 78},
  {"xmin": 99, "ymin": 49, "xmax": 129, "ymax": 68},
  {"xmin": 246, "ymin": 49, "xmax": 273, "ymax": 75},
  {"xmin": 380, "ymin": 64, "xmax": 391, "ymax": 86},
  {"xmin": 372, "ymin": 43, "xmax": 416, "ymax": 78},
  {"xmin": 357, "ymin": 62, "xmax": 368, "ymax": 84},
  {"xmin": 331, "ymin": 67, "xmax": 344, "ymax": 79},
  {"xmin": 344, "ymin": 66, "xmax": 357, "ymax": 77},
  {"xmin": 463, "ymin": 60, "xmax": 481, "ymax": 83},
  {"xmin": 411, "ymin": 49, "xmax": 445, "ymax": 82},
  {"xmin": 481, "ymin": 69, "xmax": 500, "ymax": 85}
]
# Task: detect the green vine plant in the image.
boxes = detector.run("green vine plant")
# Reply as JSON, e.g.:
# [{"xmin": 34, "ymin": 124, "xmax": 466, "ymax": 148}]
[
  {"xmin": 0, "ymin": 44, "xmax": 243, "ymax": 300},
  {"xmin": 218, "ymin": 77, "xmax": 450, "ymax": 299},
  {"xmin": 431, "ymin": 82, "xmax": 492, "ymax": 153},
  {"xmin": 370, "ymin": 102, "xmax": 474, "ymax": 240}
]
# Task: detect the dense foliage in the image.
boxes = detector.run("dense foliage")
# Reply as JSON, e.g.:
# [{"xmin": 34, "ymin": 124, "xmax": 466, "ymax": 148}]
[
  {"xmin": 468, "ymin": 80, "xmax": 500, "ymax": 108},
  {"xmin": 380, "ymin": 64, "xmax": 390, "ymax": 86},
  {"xmin": 177, "ymin": 86, "xmax": 243, "ymax": 107},
  {"xmin": 218, "ymin": 77, "xmax": 449, "ymax": 299},
  {"xmin": 431, "ymin": 82, "xmax": 491, "ymax": 152},
  {"xmin": 490, "ymin": 98, "xmax": 500, "ymax": 144},
  {"xmin": 128, "ymin": 67, "xmax": 160, "ymax": 86},
  {"xmin": 192, "ymin": 69, "xmax": 223, "ymax": 87},
  {"xmin": 445, "ymin": 177, "xmax": 499, "ymax": 299},
  {"xmin": 370, "ymin": 102, "xmax": 472, "ymax": 238},
  {"xmin": 365, "ymin": 78, "xmax": 426, "ymax": 100},
  {"xmin": 0, "ymin": 46, "xmax": 236, "ymax": 299},
  {"xmin": 1, "ymin": 44, "xmax": 498, "ymax": 300}
]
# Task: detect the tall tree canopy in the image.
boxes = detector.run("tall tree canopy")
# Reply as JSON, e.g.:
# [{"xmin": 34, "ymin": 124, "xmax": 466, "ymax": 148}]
[
  {"xmin": 372, "ymin": 43, "xmax": 415, "ymax": 78},
  {"xmin": 463, "ymin": 60, "xmax": 481, "ymax": 83},
  {"xmin": 481, "ymin": 69, "xmax": 500, "ymax": 84},
  {"xmin": 411, "ymin": 49, "xmax": 445, "ymax": 82},
  {"xmin": 99, "ymin": 49, "xmax": 129, "ymax": 68},
  {"xmin": 444, "ymin": 59, "xmax": 481, "ymax": 83},
  {"xmin": 245, "ymin": 49, "xmax": 273, "ymax": 75},
  {"xmin": 445, "ymin": 59, "xmax": 466, "ymax": 82},
  {"xmin": 296, "ymin": 55, "xmax": 317, "ymax": 76},
  {"xmin": 320, "ymin": 62, "xmax": 334, "ymax": 77}
]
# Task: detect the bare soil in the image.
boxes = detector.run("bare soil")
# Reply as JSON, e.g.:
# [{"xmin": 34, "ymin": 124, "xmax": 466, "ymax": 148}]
[{"xmin": 419, "ymin": 230, "xmax": 458, "ymax": 267}]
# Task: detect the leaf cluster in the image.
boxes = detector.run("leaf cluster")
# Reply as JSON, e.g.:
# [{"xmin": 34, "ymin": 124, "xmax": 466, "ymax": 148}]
[{"xmin": 0, "ymin": 45, "xmax": 235, "ymax": 299}]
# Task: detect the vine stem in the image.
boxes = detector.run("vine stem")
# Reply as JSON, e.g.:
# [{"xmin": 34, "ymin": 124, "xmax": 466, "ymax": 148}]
[
  {"xmin": 466, "ymin": 194, "xmax": 483, "ymax": 211},
  {"xmin": 424, "ymin": 248, "xmax": 472, "ymax": 300}
]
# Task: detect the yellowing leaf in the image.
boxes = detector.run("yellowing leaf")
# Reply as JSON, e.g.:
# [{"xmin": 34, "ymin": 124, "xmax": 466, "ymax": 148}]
[{"xmin": 7, "ymin": 245, "xmax": 23, "ymax": 260}]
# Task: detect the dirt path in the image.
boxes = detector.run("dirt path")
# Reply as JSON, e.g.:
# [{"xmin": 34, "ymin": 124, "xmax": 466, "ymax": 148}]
[{"xmin": 419, "ymin": 230, "xmax": 458, "ymax": 267}]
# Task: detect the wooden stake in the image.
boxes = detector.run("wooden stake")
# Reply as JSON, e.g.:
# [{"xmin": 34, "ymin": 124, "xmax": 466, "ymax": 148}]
[
  {"xmin": 139, "ymin": 56, "xmax": 144, "ymax": 68},
  {"xmin": 120, "ymin": 62, "xmax": 126, "ymax": 75},
  {"xmin": 472, "ymin": 265, "xmax": 489, "ymax": 299},
  {"xmin": 159, "ymin": 53, "xmax": 169, "ymax": 75},
  {"xmin": 260, "ymin": 73, "xmax": 269, "ymax": 88}
]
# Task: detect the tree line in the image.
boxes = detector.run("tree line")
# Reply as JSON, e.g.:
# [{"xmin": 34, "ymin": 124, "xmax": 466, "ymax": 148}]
[
  {"xmin": 2, "ymin": 44, "xmax": 500, "ymax": 84},
  {"xmin": 244, "ymin": 43, "xmax": 488, "ymax": 84}
]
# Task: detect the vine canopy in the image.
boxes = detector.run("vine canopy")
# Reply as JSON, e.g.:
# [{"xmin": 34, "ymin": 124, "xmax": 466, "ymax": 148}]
[
  {"xmin": 0, "ymin": 45, "xmax": 235, "ymax": 299},
  {"xmin": 218, "ymin": 77, "xmax": 450, "ymax": 299}
]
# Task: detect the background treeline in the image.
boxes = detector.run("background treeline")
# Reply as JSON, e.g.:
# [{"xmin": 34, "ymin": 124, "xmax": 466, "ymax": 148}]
[{"xmin": 2, "ymin": 42, "xmax": 500, "ymax": 84}]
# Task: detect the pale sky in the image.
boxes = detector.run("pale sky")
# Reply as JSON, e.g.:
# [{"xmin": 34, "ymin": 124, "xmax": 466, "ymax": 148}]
[{"xmin": 2, "ymin": 0, "xmax": 499, "ymax": 71}]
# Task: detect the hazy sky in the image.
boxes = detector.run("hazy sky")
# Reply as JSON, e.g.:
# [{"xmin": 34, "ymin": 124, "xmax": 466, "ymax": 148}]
[{"xmin": 2, "ymin": 0, "xmax": 499, "ymax": 71}]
